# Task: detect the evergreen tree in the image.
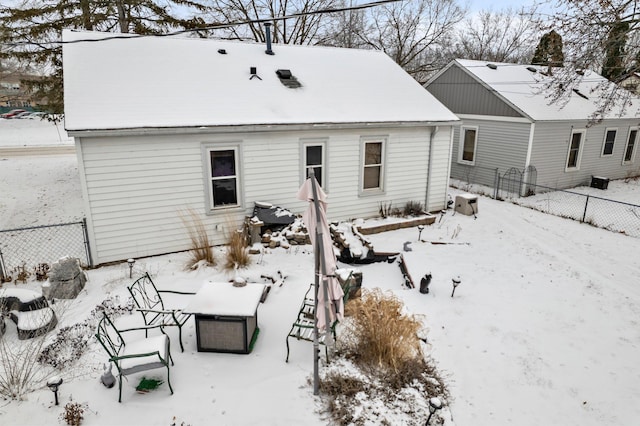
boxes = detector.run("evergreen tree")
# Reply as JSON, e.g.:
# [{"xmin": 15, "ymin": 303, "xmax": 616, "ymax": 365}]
[
  {"xmin": 0, "ymin": 1, "xmax": 208, "ymax": 114},
  {"xmin": 531, "ymin": 30, "xmax": 564, "ymax": 67},
  {"xmin": 601, "ymin": 19, "xmax": 629, "ymax": 82}
]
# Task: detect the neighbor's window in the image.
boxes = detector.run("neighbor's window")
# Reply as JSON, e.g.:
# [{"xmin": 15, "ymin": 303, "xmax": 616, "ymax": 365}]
[
  {"xmin": 623, "ymin": 127, "xmax": 638, "ymax": 164},
  {"xmin": 566, "ymin": 130, "xmax": 585, "ymax": 170},
  {"xmin": 208, "ymin": 147, "xmax": 240, "ymax": 208},
  {"xmin": 362, "ymin": 140, "xmax": 385, "ymax": 191},
  {"xmin": 304, "ymin": 143, "xmax": 325, "ymax": 187},
  {"xmin": 601, "ymin": 128, "xmax": 617, "ymax": 156},
  {"xmin": 459, "ymin": 127, "xmax": 478, "ymax": 165}
]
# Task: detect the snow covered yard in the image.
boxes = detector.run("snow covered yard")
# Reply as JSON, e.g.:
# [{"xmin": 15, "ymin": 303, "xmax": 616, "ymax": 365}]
[{"xmin": 1, "ymin": 122, "xmax": 640, "ymax": 425}]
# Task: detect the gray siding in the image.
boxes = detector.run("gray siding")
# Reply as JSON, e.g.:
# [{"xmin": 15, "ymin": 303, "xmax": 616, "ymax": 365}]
[
  {"xmin": 530, "ymin": 119, "xmax": 640, "ymax": 188},
  {"xmin": 426, "ymin": 65, "xmax": 524, "ymax": 118},
  {"xmin": 78, "ymin": 125, "xmax": 452, "ymax": 264},
  {"xmin": 450, "ymin": 119, "xmax": 531, "ymax": 187}
]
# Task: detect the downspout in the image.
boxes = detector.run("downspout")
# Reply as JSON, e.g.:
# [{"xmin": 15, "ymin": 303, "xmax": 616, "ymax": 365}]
[
  {"xmin": 522, "ymin": 122, "xmax": 535, "ymax": 195},
  {"xmin": 444, "ymin": 126, "xmax": 455, "ymax": 209},
  {"xmin": 425, "ymin": 126, "xmax": 438, "ymax": 212}
]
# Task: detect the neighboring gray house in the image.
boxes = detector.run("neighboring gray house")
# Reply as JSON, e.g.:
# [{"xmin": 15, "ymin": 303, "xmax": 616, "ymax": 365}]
[
  {"xmin": 425, "ymin": 59, "xmax": 640, "ymax": 192},
  {"xmin": 62, "ymin": 30, "xmax": 459, "ymax": 265}
]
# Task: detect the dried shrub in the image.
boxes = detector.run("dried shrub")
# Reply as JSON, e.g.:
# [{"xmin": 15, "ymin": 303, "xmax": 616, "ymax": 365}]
[
  {"xmin": 340, "ymin": 289, "xmax": 423, "ymax": 379},
  {"xmin": 224, "ymin": 227, "xmax": 250, "ymax": 271},
  {"xmin": 179, "ymin": 209, "xmax": 216, "ymax": 269},
  {"xmin": 319, "ymin": 290, "xmax": 449, "ymax": 425},
  {"xmin": 402, "ymin": 201, "xmax": 424, "ymax": 217},
  {"xmin": 60, "ymin": 401, "xmax": 88, "ymax": 426},
  {"xmin": 379, "ymin": 201, "xmax": 393, "ymax": 218}
]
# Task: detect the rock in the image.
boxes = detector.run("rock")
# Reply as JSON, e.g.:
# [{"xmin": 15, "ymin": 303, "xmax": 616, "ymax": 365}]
[{"xmin": 43, "ymin": 256, "xmax": 86, "ymax": 299}]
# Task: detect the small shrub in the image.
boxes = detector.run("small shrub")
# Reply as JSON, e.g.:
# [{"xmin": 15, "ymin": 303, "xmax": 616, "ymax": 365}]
[
  {"xmin": 402, "ymin": 201, "xmax": 424, "ymax": 217},
  {"xmin": 379, "ymin": 201, "xmax": 393, "ymax": 218},
  {"xmin": 224, "ymin": 228, "xmax": 250, "ymax": 271},
  {"xmin": 179, "ymin": 209, "xmax": 216, "ymax": 269},
  {"xmin": 60, "ymin": 401, "xmax": 88, "ymax": 426}
]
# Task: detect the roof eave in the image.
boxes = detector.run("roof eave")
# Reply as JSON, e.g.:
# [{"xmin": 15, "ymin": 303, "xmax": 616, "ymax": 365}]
[{"xmin": 66, "ymin": 120, "xmax": 462, "ymax": 138}]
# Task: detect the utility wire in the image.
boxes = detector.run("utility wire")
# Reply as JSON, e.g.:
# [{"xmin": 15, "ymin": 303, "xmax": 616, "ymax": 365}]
[{"xmin": 2, "ymin": 0, "xmax": 402, "ymax": 47}]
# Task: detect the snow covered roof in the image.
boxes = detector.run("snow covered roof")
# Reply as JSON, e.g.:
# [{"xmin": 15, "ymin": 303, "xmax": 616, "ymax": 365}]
[
  {"xmin": 452, "ymin": 59, "xmax": 640, "ymax": 121},
  {"xmin": 62, "ymin": 30, "xmax": 459, "ymax": 132}
]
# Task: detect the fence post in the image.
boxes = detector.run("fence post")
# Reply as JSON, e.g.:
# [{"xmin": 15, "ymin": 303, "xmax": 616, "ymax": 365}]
[
  {"xmin": 582, "ymin": 195, "xmax": 590, "ymax": 223},
  {"xmin": 494, "ymin": 169, "xmax": 500, "ymax": 199},
  {"xmin": 0, "ymin": 247, "xmax": 6, "ymax": 282},
  {"xmin": 82, "ymin": 218, "xmax": 93, "ymax": 267}
]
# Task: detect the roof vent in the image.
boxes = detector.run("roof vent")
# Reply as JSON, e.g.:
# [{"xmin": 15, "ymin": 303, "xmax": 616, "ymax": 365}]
[
  {"xmin": 276, "ymin": 69, "xmax": 292, "ymax": 79},
  {"xmin": 526, "ymin": 66, "xmax": 537, "ymax": 73},
  {"xmin": 249, "ymin": 66, "xmax": 262, "ymax": 80},
  {"xmin": 572, "ymin": 88, "xmax": 589, "ymax": 99},
  {"xmin": 576, "ymin": 69, "xmax": 585, "ymax": 76},
  {"xmin": 218, "ymin": 49, "xmax": 227, "ymax": 54},
  {"xmin": 276, "ymin": 69, "xmax": 301, "ymax": 88},
  {"xmin": 486, "ymin": 63, "xmax": 497, "ymax": 70}
]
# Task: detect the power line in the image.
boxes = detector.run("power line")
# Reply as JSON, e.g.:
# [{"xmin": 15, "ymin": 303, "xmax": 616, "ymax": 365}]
[{"xmin": 2, "ymin": 0, "xmax": 402, "ymax": 48}]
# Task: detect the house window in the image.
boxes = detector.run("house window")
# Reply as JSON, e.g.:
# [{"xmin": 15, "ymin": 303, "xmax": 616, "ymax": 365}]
[
  {"xmin": 566, "ymin": 130, "xmax": 585, "ymax": 171},
  {"xmin": 207, "ymin": 147, "xmax": 240, "ymax": 208},
  {"xmin": 303, "ymin": 143, "xmax": 325, "ymax": 187},
  {"xmin": 459, "ymin": 127, "xmax": 478, "ymax": 165},
  {"xmin": 601, "ymin": 128, "xmax": 617, "ymax": 156},
  {"xmin": 362, "ymin": 139, "xmax": 385, "ymax": 191},
  {"xmin": 623, "ymin": 127, "xmax": 638, "ymax": 164}
]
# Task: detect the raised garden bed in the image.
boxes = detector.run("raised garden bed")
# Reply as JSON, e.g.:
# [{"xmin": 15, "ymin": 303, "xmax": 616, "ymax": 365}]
[{"xmin": 356, "ymin": 215, "xmax": 436, "ymax": 235}]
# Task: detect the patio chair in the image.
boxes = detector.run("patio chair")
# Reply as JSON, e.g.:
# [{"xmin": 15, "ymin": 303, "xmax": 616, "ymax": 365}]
[
  {"xmin": 128, "ymin": 272, "xmax": 195, "ymax": 352},
  {"xmin": 95, "ymin": 313, "xmax": 174, "ymax": 402},
  {"xmin": 285, "ymin": 273, "xmax": 354, "ymax": 363}
]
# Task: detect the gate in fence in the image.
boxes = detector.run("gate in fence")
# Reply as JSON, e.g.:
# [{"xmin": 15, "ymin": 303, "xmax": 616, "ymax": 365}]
[
  {"xmin": 0, "ymin": 219, "xmax": 92, "ymax": 282},
  {"xmin": 498, "ymin": 165, "xmax": 537, "ymax": 198}
]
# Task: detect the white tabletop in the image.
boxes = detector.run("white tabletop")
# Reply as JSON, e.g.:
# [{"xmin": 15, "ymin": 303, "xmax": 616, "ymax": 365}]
[{"xmin": 183, "ymin": 281, "xmax": 265, "ymax": 317}]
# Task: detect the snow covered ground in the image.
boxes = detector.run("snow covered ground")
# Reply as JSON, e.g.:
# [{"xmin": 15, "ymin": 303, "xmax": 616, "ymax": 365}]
[{"xmin": 1, "ymin": 121, "xmax": 640, "ymax": 425}]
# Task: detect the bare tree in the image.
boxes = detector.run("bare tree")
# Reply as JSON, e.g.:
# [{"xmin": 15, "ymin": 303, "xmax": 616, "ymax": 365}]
[
  {"xmin": 202, "ymin": 0, "xmax": 342, "ymax": 45},
  {"xmin": 355, "ymin": 0, "xmax": 465, "ymax": 83},
  {"xmin": 535, "ymin": 0, "xmax": 640, "ymax": 121},
  {"xmin": 449, "ymin": 7, "xmax": 538, "ymax": 64}
]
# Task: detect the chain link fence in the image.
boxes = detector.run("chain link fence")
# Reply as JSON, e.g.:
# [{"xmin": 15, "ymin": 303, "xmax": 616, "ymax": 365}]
[
  {"xmin": 500, "ymin": 181, "xmax": 640, "ymax": 238},
  {"xmin": 0, "ymin": 219, "xmax": 92, "ymax": 282}
]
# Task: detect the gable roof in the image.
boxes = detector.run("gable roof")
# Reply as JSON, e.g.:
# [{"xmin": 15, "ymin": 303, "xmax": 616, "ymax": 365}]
[
  {"xmin": 440, "ymin": 59, "xmax": 639, "ymax": 121},
  {"xmin": 62, "ymin": 30, "xmax": 458, "ymax": 132}
]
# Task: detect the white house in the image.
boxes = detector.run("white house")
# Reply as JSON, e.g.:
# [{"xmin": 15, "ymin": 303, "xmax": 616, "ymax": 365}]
[
  {"xmin": 62, "ymin": 29, "xmax": 459, "ymax": 265},
  {"xmin": 426, "ymin": 59, "xmax": 640, "ymax": 192}
]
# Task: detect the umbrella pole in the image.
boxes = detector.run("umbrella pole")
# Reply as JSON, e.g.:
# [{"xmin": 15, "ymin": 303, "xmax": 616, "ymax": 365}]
[
  {"xmin": 313, "ymin": 236, "xmax": 320, "ymax": 395},
  {"xmin": 309, "ymin": 171, "xmax": 332, "ymax": 396}
]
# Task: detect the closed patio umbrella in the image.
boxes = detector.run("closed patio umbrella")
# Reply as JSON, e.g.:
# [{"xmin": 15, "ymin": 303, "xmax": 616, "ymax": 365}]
[{"xmin": 296, "ymin": 171, "xmax": 344, "ymax": 394}]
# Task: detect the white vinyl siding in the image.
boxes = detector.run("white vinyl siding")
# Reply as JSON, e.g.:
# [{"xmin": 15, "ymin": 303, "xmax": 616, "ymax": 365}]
[
  {"xmin": 77, "ymin": 125, "xmax": 452, "ymax": 265},
  {"xmin": 601, "ymin": 128, "xmax": 617, "ymax": 156},
  {"xmin": 623, "ymin": 127, "xmax": 638, "ymax": 164}
]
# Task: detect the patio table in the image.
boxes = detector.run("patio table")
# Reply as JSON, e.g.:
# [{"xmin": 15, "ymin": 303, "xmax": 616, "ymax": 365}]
[{"xmin": 183, "ymin": 281, "xmax": 265, "ymax": 354}]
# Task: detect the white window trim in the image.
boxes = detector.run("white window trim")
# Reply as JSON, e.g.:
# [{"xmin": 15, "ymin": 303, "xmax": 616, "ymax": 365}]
[
  {"xmin": 458, "ymin": 126, "xmax": 478, "ymax": 166},
  {"xmin": 359, "ymin": 137, "xmax": 387, "ymax": 195},
  {"xmin": 565, "ymin": 129, "xmax": 586, "ymax": 172},
  {"xmin": 600, "ymin": 127, "xmax": 617, "ymax": 157},
  {"xmin": 202, "ymin": 143, "xmax": 243, "ymax": 213},
  {"xmin": 622, "ymin": 126, "xmax": 638, "ymax": 165},
  {"xmin": 300, "ymin": 139, "xmax": 328, "ymax": 191}
]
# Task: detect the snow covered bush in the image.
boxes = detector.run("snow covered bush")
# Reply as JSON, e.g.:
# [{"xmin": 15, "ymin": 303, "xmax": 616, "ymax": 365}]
[{"xmin": 319, "ymin": 289, "xmax": 449, "ymax": 425}]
